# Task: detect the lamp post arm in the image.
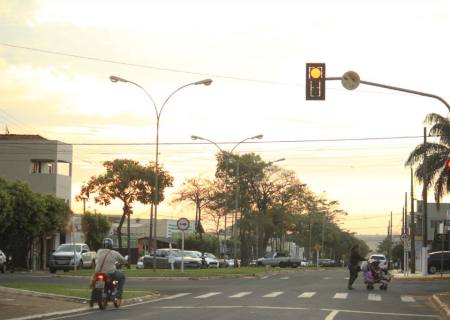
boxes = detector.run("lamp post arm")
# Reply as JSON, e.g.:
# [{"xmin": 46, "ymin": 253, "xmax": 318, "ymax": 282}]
[
  {"xmin": 230, "ymin": 137, "xmax": 254, "ymax": 154},
  {"xmin": 160, "ymin": 82, "xmax": 197, "ymax": 119},
  {"xmin": 326, "ymin": 77, "xmax": 450, "ymax": 112},
  {"xmin": 121, "ymin": 80, "xmax": 159, "ymax": 118}
]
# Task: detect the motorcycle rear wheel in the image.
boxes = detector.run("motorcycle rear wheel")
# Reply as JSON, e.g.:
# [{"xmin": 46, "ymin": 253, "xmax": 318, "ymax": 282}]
[{"xmin": 97, "ymin": 292, "xmax": 108, "ymax": 310}]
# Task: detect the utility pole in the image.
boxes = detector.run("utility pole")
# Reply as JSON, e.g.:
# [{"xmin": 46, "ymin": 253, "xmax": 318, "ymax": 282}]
[
  {"xmin": 422, "ymin": 127, "xmax": 429, "ymax": 275},
  {"xmin": 410, "ymin": 167, "xmax": 416, "ymax": 273}
]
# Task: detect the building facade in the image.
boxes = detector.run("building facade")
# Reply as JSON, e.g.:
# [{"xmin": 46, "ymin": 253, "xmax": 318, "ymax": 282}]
[{"xmin": 0, "ymin": 134, "xmax": 73, "ymax": 268}]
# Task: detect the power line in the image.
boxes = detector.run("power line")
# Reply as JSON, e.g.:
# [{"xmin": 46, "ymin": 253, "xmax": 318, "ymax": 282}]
[{"xmin": 0, "ymin": 42, "xmax": 297, "ymax": 87}]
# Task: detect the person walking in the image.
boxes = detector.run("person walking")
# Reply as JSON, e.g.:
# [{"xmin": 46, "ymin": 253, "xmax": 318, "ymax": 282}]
[{"xmin": 348, "ymin": 244, "xmax": 366, "ymax": 290}]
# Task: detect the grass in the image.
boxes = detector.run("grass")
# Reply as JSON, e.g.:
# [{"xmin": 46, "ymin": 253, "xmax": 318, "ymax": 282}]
[
  {"xmin": 0, "ymin": 282, "xmax": 155, "ymax": 300},
  {"xmin": 58, "ymin": 266, "xmax": 316, "ymax": 278}
]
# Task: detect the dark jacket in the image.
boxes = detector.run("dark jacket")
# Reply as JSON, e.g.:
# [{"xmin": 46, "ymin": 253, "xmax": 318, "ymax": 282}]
[{"xmin": 349, "ymin": 247, "xmax": 365, "ymax": 266}]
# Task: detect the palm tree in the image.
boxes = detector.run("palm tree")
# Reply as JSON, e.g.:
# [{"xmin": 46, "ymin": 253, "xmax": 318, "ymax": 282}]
[{"xmin": 405, "ymin": 113, "xmax": 450, "ymax": 204}]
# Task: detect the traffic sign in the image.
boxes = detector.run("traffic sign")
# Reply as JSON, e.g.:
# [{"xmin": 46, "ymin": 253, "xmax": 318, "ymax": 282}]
[
  {"xmin": 341, "ymin": 71, "xmax": 360, "ymax": 90},
  {"xmin": 313, "ymin": 243, "xmax": 321, "ymax": 252},
  {"xmin": 400, "ymin": 233, "xmax": 409, "ymax": 242},
  {"xmin": 177, "ymin": 217, "xmax": 190, "ymax": 231}
]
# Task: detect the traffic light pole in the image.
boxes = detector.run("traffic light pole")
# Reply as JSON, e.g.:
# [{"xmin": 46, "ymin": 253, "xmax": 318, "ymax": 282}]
[{"xmin": 327, "ymin": 72, "xmax": 450, "ymax": 275}]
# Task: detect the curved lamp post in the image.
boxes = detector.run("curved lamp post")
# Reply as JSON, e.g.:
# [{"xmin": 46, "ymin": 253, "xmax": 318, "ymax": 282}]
[
  {"xmin": 191, "ymin": 134, "xmax": 263, "ymax": 266},
  {"xmin": 111, "ymin": 76, "xmax": 212, "ymax": 270}
]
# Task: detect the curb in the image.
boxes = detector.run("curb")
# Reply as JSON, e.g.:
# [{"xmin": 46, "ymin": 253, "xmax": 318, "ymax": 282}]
[
  {"xmin": 0, "ymin": 286, "xmax": 88, "ymax": 303},
  {"xmin": 432, "ymin": 293, "xmax": 450, "ymax": 319}
]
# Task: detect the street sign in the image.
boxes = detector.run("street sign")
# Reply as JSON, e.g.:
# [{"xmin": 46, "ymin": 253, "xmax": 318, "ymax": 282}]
[
  {"xmin": 177, "ymin": 217, "xmax": 190, "ymax": 231},
  {"xmin": 400, "ymin": 233, "xmax": 409, "ymax": 242},
  {"xmin": 341, "ymin": 71, "xmax": 360, "ymax": 90},
  {"xmin": 313, "ymin": 243, "xmax": 321, "ymax": 252}
]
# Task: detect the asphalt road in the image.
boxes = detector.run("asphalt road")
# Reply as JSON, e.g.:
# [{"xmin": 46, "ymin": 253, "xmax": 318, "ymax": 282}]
[{"xmin": 1, "ymin": 268, "xmax": 447, "ymax": 320}]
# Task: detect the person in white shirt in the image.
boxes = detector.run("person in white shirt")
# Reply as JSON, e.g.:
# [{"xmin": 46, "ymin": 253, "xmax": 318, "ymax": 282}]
[{"xmin": 95, "ymin": 238, "xmax": 128, "ymax": 303}]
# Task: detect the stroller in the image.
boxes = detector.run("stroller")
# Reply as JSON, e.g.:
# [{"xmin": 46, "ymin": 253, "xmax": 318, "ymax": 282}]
[{"xmin": 362, "ymin": 260, "xmax": 390, "ymax": 290}]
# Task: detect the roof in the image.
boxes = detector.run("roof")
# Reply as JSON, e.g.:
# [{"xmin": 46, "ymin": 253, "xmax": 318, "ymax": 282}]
[{"xmin": 0, "ymin": 134, "xmax": 48, "ymax": 141}]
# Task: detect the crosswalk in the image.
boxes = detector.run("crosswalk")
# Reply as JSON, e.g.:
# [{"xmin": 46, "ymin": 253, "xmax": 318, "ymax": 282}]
[{"xmin": 170, "ymin": 291, "xmax": 416, "ymax": 303}]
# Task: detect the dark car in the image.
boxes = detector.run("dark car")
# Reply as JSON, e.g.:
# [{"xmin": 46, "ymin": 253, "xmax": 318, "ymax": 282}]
[
  {"xmin": 428, "ymin": 251, "xmax": 450, "ymax": 274},
  {"xmin": 319, "ymin": 258, "xmax": 338, "ymax": 267}
]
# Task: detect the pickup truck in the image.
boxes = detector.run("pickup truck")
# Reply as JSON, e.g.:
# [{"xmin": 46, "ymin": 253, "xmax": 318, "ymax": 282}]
[
  {"xmin": 256, "ymin": 252, "xmax": 302, "ymax": 268},
  {"xmin": 48, "ymin": 243, "xmax": 96, "ymax": 273}
]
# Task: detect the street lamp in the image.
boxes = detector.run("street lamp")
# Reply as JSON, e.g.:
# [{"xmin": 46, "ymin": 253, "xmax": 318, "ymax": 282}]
[
  {"xmin": 191, "ymin": 134, "xmax": 263, "ymax": 266},
  {"xmin": 111, "ymin": 76, "xmax": 212, "ymax": 270}
]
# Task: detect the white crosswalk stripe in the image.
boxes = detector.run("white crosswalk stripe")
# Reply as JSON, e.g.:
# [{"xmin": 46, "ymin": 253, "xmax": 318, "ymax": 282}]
[
  {"xmin": 401, "ymin": 295, "xmax": 416, "ymax": 302},
  {"xmin": 333, "ymin": 293, "xmax": 348, "ymax": 299},
  {"xmin": 194, "ymin": 292, "xmax": 222, "ymax": 299},
  {"xmin": 263, "ymin": 291, "xmax": 284, "ymax": 298},
  {"xmin": 368, "ymin": 293, "xmax": 382, "ymax": 301},
  {"xmin": 229, "ymin": 292, "xmax": 253, "ymax": 298},
  {"xmin": 280, "ymin": 276, "xmax": 290, "ymax": 280},
  {"xmin": 298, "ymin": 292, "xmax": 316, "ymax": 298}
]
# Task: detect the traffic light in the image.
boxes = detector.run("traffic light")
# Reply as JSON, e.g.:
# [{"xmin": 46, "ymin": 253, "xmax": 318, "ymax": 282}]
[{"xmin": 306, "ymin": 63, "xmax": 326, "ymax": 100}]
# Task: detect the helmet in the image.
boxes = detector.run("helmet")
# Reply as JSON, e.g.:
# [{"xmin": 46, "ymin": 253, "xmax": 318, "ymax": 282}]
[{"xmin": 102, "ymin": 238, "xmax": 113, "ymax": 249}]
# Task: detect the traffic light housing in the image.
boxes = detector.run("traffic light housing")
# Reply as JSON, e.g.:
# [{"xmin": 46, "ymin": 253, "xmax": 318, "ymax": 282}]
[{"xmin": 306, "ymin": 63, "xmax": 326, "ymax": 100}]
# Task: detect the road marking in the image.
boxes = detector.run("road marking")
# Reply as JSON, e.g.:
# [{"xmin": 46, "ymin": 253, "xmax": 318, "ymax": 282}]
[
  {"xmin": 298, "ymin": 292, "xmax": 316, "ymax": 298},
  {"xmin": 260, "ymin": 276, "xmax": 269, "ymax": 279},
  {"xmin": 325, "ymin": 310, "xmax": 339, "ymax": 320},
  {"xmin": 321, "ymin": 308, "xmax": 439, "ymax": 318},
  {"xmin": 323, "ymin": 277, "xmax": 330, "ymax": 280},
  {"xmin": 164, "ymin": 293, "xmax": 192, "ymax": 299},
  {"xmin": 263, "ymin": 291, "xmax": 284, "ymax": 298},
  {"xmin": 333, "ymin": 293, "xmax": 348, "ymax": 299},
  {"xmin": 401, "ymin": 295, "xmax": 416, "ymax": 302},
  {"xmin": 195, "ymin": 292, "xmax": 222, "ymax": 299},
  {"xmin": 161, "ymin": 305, "xmax": 310, "ymax": 310},
  {"xmin": 229, "ymin": 291, "xmax": 252, "ymax": 298},
  {"xmin": 368, "ymin": 293, "xmax": 381, "ymax": 301},
  {"xmin": 280, "ymin": 276, "xmax": 289, "ymax": 280},
  {"xmin": 344, "ymin": 277, "xmax": 349, "ymax": 280}
]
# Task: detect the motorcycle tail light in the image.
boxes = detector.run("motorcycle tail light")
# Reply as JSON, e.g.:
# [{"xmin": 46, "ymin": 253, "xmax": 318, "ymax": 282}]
[{"xmin": 96, "ymin": 273, "xmax": 105, "ymax": 281}]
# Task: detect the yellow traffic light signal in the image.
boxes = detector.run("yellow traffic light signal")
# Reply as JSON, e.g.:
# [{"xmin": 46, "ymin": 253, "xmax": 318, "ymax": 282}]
[{"xmin": 306, "ymin": 63, "xmax": 326, "ymax": 100}]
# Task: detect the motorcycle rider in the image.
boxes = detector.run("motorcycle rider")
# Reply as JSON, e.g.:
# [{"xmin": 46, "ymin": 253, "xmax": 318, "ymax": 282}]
[{"xmin": 94, "ymin": 238, "xmax": 128, "ymax": 306}]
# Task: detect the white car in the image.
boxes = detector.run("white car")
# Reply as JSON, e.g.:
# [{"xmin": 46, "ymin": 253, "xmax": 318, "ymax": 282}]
[
  {"xmin": 0, "ymin": 249, "xmax": 6, "ymax": 273},
  {"xmin": 136, "ymin": 256, "xmax": 144, "ymax": 269},
  {"xmin": 202, "ymin": 252, "xmax": 219, "ymax": 268},
  {"xmin": 368, "ymin": 254, "xmax": 388, "ymax": 271}
]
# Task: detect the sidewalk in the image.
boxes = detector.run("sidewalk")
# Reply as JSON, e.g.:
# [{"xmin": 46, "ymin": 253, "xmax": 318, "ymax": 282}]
[{"xmin": 391, "ymin": 270, "xmax": 450, "ymax": 318}]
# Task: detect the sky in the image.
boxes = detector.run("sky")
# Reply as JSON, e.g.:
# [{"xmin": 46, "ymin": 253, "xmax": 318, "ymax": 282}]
[{"xmin": 1, "ymin": 0, "xmax": 450, "ymax": 235}]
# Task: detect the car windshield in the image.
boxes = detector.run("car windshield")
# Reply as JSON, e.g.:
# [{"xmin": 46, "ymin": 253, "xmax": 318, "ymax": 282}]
[
  {"xmin": 371, "ymin": 255, "xmax": 385, "ymax": 261},
  {"xmin": 182, "ymin": 251, "xmax": 200, "ymax": 258},
  {"xmin": 56, "ymin": 244, "xmax": 81, "ymax": 252}
]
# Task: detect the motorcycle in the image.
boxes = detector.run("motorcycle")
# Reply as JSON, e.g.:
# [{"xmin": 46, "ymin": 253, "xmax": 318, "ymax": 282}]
[
  {"xmin": 90, "ymin": 272, "xmax": 121, "ymax": 309},
  {"xmin": 89, "ymin": 255, "xmax": 128, "ymax": 310}
]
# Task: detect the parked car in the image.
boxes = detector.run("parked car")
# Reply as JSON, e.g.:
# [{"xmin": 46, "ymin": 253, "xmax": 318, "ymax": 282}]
[
  {"xmin": 202, "ymin": 252, "xmax": 219, "ymax": 268},
  {"xmin": 300, "ymin": 259, "xmax": 314, "ymax": 267},
  {"xmin": 318, "ymin": 258, "xmax": 338, "ymax": 267},
  {"xmin": 256, "ymin": 252, "xmax": 302, "ymax": 268},
  {"xmin": 48, "ymin": 243, "xmax": 96, "ymax": 273},
  {"xmin": 143, "ymin": 248, "xmax": 179, "ymax": 269},
  {"xmin": 428, "ymin": 251, "xmax": 450, "ymax": 274},
  {"xmin": 173, "ymin": 251, "xmax": 203, "ymax": 269},
  {"xmin": 136, "ymin": 256, "xmax": 144, "ymax": 269},
  {"xmin": 219, "ymin": 255, "xmax": 239, "ymax": 268},
  {"xmin": 0, "ymin": 249, "xmax": 6, "ymax": 273},
  {"xmin": 368, "ymin": 254, "xmax": 388, "ymax": 271}
]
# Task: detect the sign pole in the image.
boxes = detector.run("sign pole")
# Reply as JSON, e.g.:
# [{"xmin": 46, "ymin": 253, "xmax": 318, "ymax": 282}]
[{"xmin": 181, "ymin": 230, "xmax": 185, "ymax": 273}]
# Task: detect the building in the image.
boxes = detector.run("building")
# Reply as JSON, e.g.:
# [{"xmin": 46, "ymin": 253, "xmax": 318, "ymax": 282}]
[
  {"xmin": 0, "ymin": 134, "xmax": 73, "ymax": 268},
  {"xmin": 411, "ymin": 200, "xmax": 450, "ymax": 272}
]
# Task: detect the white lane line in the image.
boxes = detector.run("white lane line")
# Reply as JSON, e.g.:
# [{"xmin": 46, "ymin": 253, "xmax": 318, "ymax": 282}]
[
  {"xmin": 161, "ymin": 305, "xmax": 310, "ymax": 310},
  {"xmin": 323, "ymin": 277, "xmax": 330, "ymax": 280},
  {"xmin": 195, "ymin": 292, "xmax": 222, "ymax": 299},
  {"xmin": 229, "ymin": 292, "xmax": 252, "ymax": 298},
  {"xmin": 321, "ymin": 308, "xmax": 439, "ymax": 318},
  {"xmin": 333, "ymin": 293, "xmax": 348, "ymax": 299},
  {"xmin": 260, "ymin": 276, "xmax": 269, "ymax": 279},
  {"xmin": 263, "ymin": 291, "xmax": 284, "ymax": 298},
  {"xmin": 280, "ymin": 276, "xmax": 289, "ymax": 280},
  {"xmin": 368, "ymin": 293, "xmax": 382, "ymax": 301},
  {"xmin": 344, "ymin": 277, "xmax": 349, "ymax": 280},
  {"xmin": 298, "ymin": 292, "xmax": 316, "ymax": 298},
  {"xmin": 164, "ymin": 293, "xmax": 192, "ymax": 300},
  {"xmin": 325, "ymin": 310, "xmax": 339, "ymax": 320},
  {"xmin": 401, "ymin": 295, "xmax": 416, "ymax": 302}
]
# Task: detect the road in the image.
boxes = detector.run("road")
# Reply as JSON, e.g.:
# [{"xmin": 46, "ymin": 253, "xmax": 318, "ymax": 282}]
[{"xmin": 1, "ymin": 268, "xmax": 446, "ymax": 320}]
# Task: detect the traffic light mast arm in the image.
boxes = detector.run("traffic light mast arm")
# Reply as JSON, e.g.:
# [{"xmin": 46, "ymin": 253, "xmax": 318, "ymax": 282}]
[{"xmin": 325, "ymin": 76, "xmax": 450, "ymax": 112}]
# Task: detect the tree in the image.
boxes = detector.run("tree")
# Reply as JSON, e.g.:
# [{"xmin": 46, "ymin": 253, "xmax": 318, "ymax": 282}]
[
  {"xmin": 405, "ymin": 113, "xmax": 450, "ymax": 204},
  {"xmin": 79, "ymin": 159, "xmax": 173, "ymax": 255},
  {"xmin": 81, "ymin": 211, "xmax": 111, "ymax": 251},
  {"xmin": 171, "ymin": 177, "xmax": 215, "ymax": 237}
]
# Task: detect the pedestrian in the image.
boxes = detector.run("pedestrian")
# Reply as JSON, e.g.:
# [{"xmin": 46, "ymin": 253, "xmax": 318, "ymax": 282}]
[{"xmin": 347, "ymin": 244, "xmax": 366, "ymax": 290}]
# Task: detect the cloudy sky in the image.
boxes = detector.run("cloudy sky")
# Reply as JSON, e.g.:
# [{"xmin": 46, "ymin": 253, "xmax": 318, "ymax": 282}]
[{"xmin": 1, "ymin": 0, "xmax": 449, "ymax": 234}]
